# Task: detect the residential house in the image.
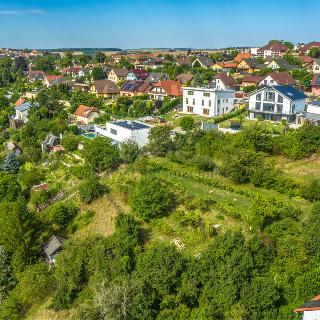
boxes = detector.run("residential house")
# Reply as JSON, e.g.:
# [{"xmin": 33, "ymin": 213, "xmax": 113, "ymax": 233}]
[
  {"xmin": 257, "ymin": 41, "xmax": 289, "ymax": 58},
  {"xmin": 259, "ymin": 72, "xmax": 296, "ymax": 86},
  {"xmin": 44, "ymin": 75, "xmax": 64, "ymax": 87},
  {"xmin": 313, "ymin": 59, "xmax": 320, "ymax": 73},
  {"xmin": 91, "ymin": 79, "xmax": 119, "ymax": 98},
  {"xmin": 149, "ymin": 80, "xmax": 182, "ymax": 100},
  {"xmin": 134, "ymin": 59, "xmax": 163, "ymax": 70},
  {"xmin": 41, "ymin": 133, "xmax": 60, "ymax": 152},
  {"xmin": 248, "ymin": 85, "xmax": 307, "ymax": 123},
  {"xmin": 176, "ymin": 73, "xmax": 194, "ymax": 85},
  {"xmin": 13, "ymin": 102, "xmax": 31, "ymax": 123},
  {"xmin": 212, "ymin": 62, "xmax": 238, "ymax": 72},
  {"xmin": 182, "ymin": 87, "xmax": 235, "ymax": 117},
  {"xmin": 303, "ymin": 101, "xmax": 320, "ymax": 125},
  {"xmin": 126, "ymin": 69, "xmax": 149, "ymax": 81},
  {"xmin": 192, "ymin": 57, "xmax": 214, "ymax": 69},
  {"xmin": 266, "ymin": 58, "xmax": 299, "ymax": 71},
  {"xmin": 145, "ymin": 72, "xmax": 168, "ymax": 83},
  {"xmin": 94, "ymin": 120, "xmax": 152, "ymax": 147},
  {"xmin": 311, "ymin": 74, "xmax": 320, "ymax": 96},
  {"xmin": 27, "ymin": 70, "xmax": 46, "ymax": 82},
  {"xmin": 15, "ymin": 97, "xmax": 26, "ymax": 107},
  {"xmin": 237, "ymin": 58, "xmax": 265, "ymax": 73},
  {"xmin": 234, "ymin": 52, "xmax": 253, "ymax": 63},
  {"xmin": 135, "ymin": 81, "xmax": 153, "ymax": 96},
  {"xmin": 73, "ymin": 105, "xmax": 100, "ymax": 124},
  {"xmin": 298, "ymin": 42, "xmax": 320, "ymax": 55},
  {"xmin": 108, "ymin": 68, "xmax": 129, "ymax": 83},
  {"xmin": 71, "ymin": 83, "xmax": 91, "ymax": 92},
  {"xmin": 43, "ymin": 235, "xmax": 65, "ymax": 266},
  {"xmin": 294, "ymin": 294, "xmax": 320, "ymax": 320},
  {"xmin": 175, "ymin": 56, "xmax": 193, "ymax": 67},
  {"xmin": 61, "ymin": 66, "xmax": 89, "ymax": 78},
  {"xmin": 120, "ymin": 81, "xmax": 144, "ymax": 97},
  {"xmin": 6, "ymin": 141, "xmax": 22, "ymax": 157},
  {"xmin": 211, "ymin": 72, "xmax": 237, "ymax": 90},
  {"xmin": 240, "ymin": 75, "xmax": 263, "ymax": 87}
]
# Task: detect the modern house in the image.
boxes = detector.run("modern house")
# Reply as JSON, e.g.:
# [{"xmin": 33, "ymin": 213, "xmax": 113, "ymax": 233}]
[
  {"xmin": 211, "ymin": 72, "xmax": 237, "ymax": 90},
  {"xmin": 126, "ymin": 69, "xmax": 149, "ymax": 81},
  {"xmin": 234, "ymin": 52, "xmax": 253, "ymax": 63},
  {"xmin": 73, "ymin": 105, "xmax": 100, "ymax": 124},
  {"xmin": 108, "ymin": 68, "xmax": 129, "ymax": 83},
  {"xmin": 248, "ymin": 85, "xmax": 307, "ymax": 123},
  {"xmin": 294, "ymin": 294, "xmax": 320, "ymax": 320},
  {"xmin": 259, "ymin": 72, "xmax": 296, "ymax": 86},
  {"xmin": 13, "ymin": 102, "xmax": 31, "ymax": 123},
  {"xmin": 41, "ymin": 133, "xmax": 60, "ymax": 152},
  {"xmin": 120, "ymin": 81, "xmax": 144, "ymax": 97},
  {"xmin": 148, "ymin": 80, "xmax": 182, "ymax": 100},
  {"xmin": 94, "ymin": 120, "xmax": 152, "ymax": 147},
  {"xmin": 182, "ymin": 86, "xmax": 235, "ymax": 117},
  {"xmin": 311, "ymin": 74, "xmax": 320, "ymax": 96},
  {"xmin": 90, "ymin": 79, "xmax": 119, "ymax": 98},
  {"xmin": 303, "ymin": 100, "xmax": 320, "ymax": 124},
  {"xmin": 43, "ymin": 235, "xmax": 65, "ymax": 266},
  {"xmin": 192, "ymin": 57, "xmax": 214, "ymax": 69}
]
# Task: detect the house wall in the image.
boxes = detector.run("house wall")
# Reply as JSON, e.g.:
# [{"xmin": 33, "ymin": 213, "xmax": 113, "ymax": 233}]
[
  {"xmin": 303, "ymin": 310, "xmax": 320, "ymax": 320},
  {"xmin": 15, "ymin": 110, "xmax": 28, "ymax": 123},
  {"xmin": 259, "ymin": 76, "xmax": 279, "ymax": 86},
  {"xmin": 126, "ymin": 73, "xmax": 137, "ymax": 81},
  {"xmin": 108, "ymin": 71, "xmax": 118, "ymax": 83},
  {"xmin": 248, "ymin": 88, "xmax": 305, "ymax": 123},
  {"xmin": 94, "ymin": 123, "xmax": 151, "ymax": 147},
  {"xmin": 312, "ymin": 86, "xmax": 320, "ymax": 96},
  {"xmin": 267, "ymin": 61, "xmax": 280, "ymax": 69},
  {"xmin": 211, "ymin": 79, "xmax": 231, "ymax": 90},
  {"xmin": 307, "ymin": 104, "xmax": 320, "ymax": 115},
  {"xmin": 182, "ymin": 87, "xmax": 234, "ymax": 117},
  {"xmin": 313, "ymin": 63, "xmax": 320, "ymax": 73},
  {"xmin": 75, "ymin": 112, "xmax": 99, "ymax": 125}
]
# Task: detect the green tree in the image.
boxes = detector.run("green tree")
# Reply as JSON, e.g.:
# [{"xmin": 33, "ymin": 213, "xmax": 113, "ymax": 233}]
[
  {"xmin": 50, "ymin": 203, "xmax": 78, "ymax": 230},
  {"xmin": 119, "ymin": 141, "xmax": 140, "ymax": 164},
  {"xmin": 148, "ymin": 125, "xmax": 174, "ymax": 157},
  {"xmin": 60, "ymin": 133, "xmax": 79, "ymax": 152},
  {"xmin": 91, "ymin": 67, "xmax": 105, "ymax": 80},
  {"xmin": 94, "ymin": 51, "xmax": 106, "ymax": 64},
  {"xmin": 83, "ymin": 137, "xmax": 120, "ymax": 172},
  {"xmin": 2, "ymin": 153, "xmax": 19, "ymax": 174},
  {"xmin": 309, "ymin": 47, "xmax": 320, "ymax": 58},
  {"xmin": 0, "ymin": 246, "xmax": 15, "ymax": 303},
  {"xmin": 180, "ymin": 116, "xmax": 195, "ymax": 131},
  {"xmin": 78, "ymin": 177, "xmax": 107, "ymax": 204},
  {"xmin": 130, "ymin": 176, "xmax": 175, "ymax": 221}
]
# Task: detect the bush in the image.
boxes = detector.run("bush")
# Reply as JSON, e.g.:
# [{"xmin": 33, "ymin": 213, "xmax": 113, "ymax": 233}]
[
  {"xmin": 192, "ymin": 155, "xmax": 215, "ymax": 171},
  {"xmin": 78, "ymin": 177, "xmax": 107, "ymax": 204},
  {"xmin": 302, "ymin": 179, "xmax": 320, "ymax": 202},
  {"xmin": 180, "ymin": 116, "xmax": 195, "ymax": 131},
  {"xmin": 130, "ymin": 176, "xmax": 175, "ymax": 221},
  {"xmin": 119, "ymin": 141, "xmax": 140, "ymax": 164},
  {"xmin": 50, "ymin": 203, "xmax": 78, "ymax": 230}
]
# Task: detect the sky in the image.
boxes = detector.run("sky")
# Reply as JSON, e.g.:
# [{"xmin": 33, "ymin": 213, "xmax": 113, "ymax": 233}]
[{"xmin": 0, "ymin": 0, "xmax": 320, "ymax": 49}]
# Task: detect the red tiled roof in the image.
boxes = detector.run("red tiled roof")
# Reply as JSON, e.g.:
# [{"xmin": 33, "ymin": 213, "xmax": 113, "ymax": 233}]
[
  {"xmin": 267, "ymin": 72, "xmax": 296, "ymax": 85},
  {"xmin": 234, "ymin": 52, "xmax": 253, "ymax": 62},
  {"xmin": 155, "ymin": 80, "xmax": 182, "ymax": 97},
  {"xmin": 298, "ymin": 55, "xmax": 314, "ymax": 64},
  {"xmin": 258, "ymin": 41, "xmax": 288, "ymax": 53},
  {"xmin": 46, "ymin": 75, "xmax": 63, "ymax": 83},
  {"xmin": 15, "ymin": 97, "xmax": 25, "ymax": 107},
  {"xmin": 299, "ymin": 42, "xmax": 320, "ymax": 53},
  {"xmin": 74, "ymin": 105, "xmax": 100, "ymax": 118},
  {"xmin": 217, "ymin": 62, "xmax": 238, "ymax": 68},
  {"xmin": 131, "ymin": 68, "xmax": 149, "ymax": 80},
  {"xmin": 212, "ymin": 72, "xmax": 237, "ymax": 88}
]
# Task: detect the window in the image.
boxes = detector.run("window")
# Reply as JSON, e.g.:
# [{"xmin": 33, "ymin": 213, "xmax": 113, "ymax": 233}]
[
  {"xmin": 203, "ymin": 108, "xmax": 209, "ymax": 115},
  {"xmin": 209, "ymin": 100, "xmax": 211, "ymax": 107},
  {"xmin": 255, "ymin": 102, "xmax": 261, "ymax": 110},
  {"xmin": 218, "ymin": 99, "xmax": 220, "ymax": 105},
  {"xmin": 203, "ymin": 92, "xmax": 210, "ymax": 97},
  {"xmin": 265, "ymin": 91, "xmax": 275, "ymax": 101},
  {"xmin": 193, "ymin": 99, "xmax": 195, "ymax": 105},
  {"xmin": 276, "ymin": 104, "xmax": 283, "ymax": 113},
  {"xmin": 277, "ymin": 95, "xmax": 283, "ymax": 103},
  {"xmin": 202, "ymin": 100, "xmax": 204, "ymax": 106},
  {"xmin": 187, "ymin": 91, "xmax": 194, "ymax": 95},
  {"xmin": 292, "ymin": 104, "xmax": 296, "ymax": 113},
  {"xmin": 263, "ymin": 103, "xmax": 274, "ymax": 112},
  {"xmin": 256, "ymin": 93, "xmax": 261, "ymax": 101},
  {"xmin": 187, "ymin": 106, "xmax": 194, "ymax": 113},
  {"xmin": 186, "ymin": 98, "xmax": 189, "ymax": 104},
  {"xmin": 110, "ymin": 128, "xmax": 117, "ymax": 135}
]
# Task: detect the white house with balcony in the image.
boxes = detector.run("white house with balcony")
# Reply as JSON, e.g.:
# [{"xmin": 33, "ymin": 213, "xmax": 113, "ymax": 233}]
[
  {"xmin": 248, "ymin": 85, "xmax": 307, "ymax": 123},
  {"xmin": 94, "ymin": 120, "xmax": 152, "ymax": 147},
  {"xmin": 182, "ymin": 87, "xmax": 235, "ymax": 117}
]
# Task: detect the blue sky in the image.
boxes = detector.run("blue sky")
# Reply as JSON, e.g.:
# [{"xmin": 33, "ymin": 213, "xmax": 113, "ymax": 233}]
[{"xmin": 0, "ymin": 0, "xmax": 320, "ymax": 49}]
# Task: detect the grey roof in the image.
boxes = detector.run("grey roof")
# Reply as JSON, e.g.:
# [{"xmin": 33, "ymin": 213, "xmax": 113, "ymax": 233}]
[
  {"xmin": 195, "ymin": 57, "xmax": 214, "ymax": 67},
  {"xmin": 272, "ymin": 85, "xmax": 308, "ymax": 100},
  {"xmin": 43, "ymin": 235, "xmax": 65, "ymax": 258},
  {"xmin": 309, "ymin": 100, "xmax": 320, "ymax": 106},
  {"xmin": 146, "ymin": 72, "xmax": 168, "ymax": 83},
  {"xmin": 111, "ymin": 68, "xmax": 129, "ymax": 77},
  {"xmin": 305, "ymin": 112, "xmax": 320, "ymax": 122},
  {"xmin": 244, "ymin": 58, "xmax": 265, "ymax": 69},
  {"xmin": 16, "ymin": 102, "xmax": 31, "ymax": 112},
  {"xmin": 113, "ymin": 120, "xmax": 150, "ymax": 130},
  {"xmin": 269, "ymin": 59, "xmax": 299, "ymax": 70},
  {"xmin": 94, "ymin": 79, "xmax": 119, "ymax": 94}
]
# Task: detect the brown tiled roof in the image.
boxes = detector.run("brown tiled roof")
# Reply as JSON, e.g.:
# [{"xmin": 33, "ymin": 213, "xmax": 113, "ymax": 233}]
[
  {"xmin": 46, "ymin": 75, "xmax": 63, "ymax": 83},
  {"xmin": 136, "ymin": 81, "xmax": 153, "ymax": 93},
  {"xmin": 298, "ymin": 55, "xmax": 314, "ymax": 64},
  {"xmin": 267, "ymin": 72, "xmax": 296, "ymax": 85},
  {"xmin": 176, "ymin": 73, "xmax": 194, "ymax": 84},
  {"xmin": 258, "ymin": 41, "xmax": 288, "ymax": 53},
  {"xmin": 93, "ymin": 79, "xmax": 120, "ymax": 94},
  {"xmin": 111, "ymin": 68, "xmax": 129, "ymax": 77},
  {"xmin": 241, "ymin": 75, "xmax": 264, "ymax": 84},
  {"xmin": 74, "ymin": 105, "xmax": 100, "ymax": 118},
  {"xmin": 212, "ymin": 72, "xmax": 237, "ymax": 88},
  {"xmin": 217, "ymin": 62, "xmax": 238, "ymax": 68}
]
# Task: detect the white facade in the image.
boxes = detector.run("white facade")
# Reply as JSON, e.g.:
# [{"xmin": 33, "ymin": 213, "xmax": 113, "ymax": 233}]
[
  {"xmin": 313, "ymin": 61, "xmax": 320, "ymax": 74},
  {"xmin": 94, "ymin": 120, "xmax": 151, "ymax": 147},
  {"xmin": 303, "ymin": 310, "xmax": 320, "ymax": 320},
  {"xmin": 249, "ymin": 86, "xmax": 306, "ymax": 123},
  {"xmin": 211, "ymin": 78, "xmax": 234, "ymax": 91},
  {"xmin": 182, "ymin": 87, "xmax": 234, "ymax": 117},
  {"xmin": 250, "ymin": 47, "xmax": 259, "ymax": 55},
  {"xmin": 307, "ymin": 102, "xmax": 320, "ymax": 115},
  {"xmin": 259, "ymin": 75, "xmax": 279, "ymax": 87}
]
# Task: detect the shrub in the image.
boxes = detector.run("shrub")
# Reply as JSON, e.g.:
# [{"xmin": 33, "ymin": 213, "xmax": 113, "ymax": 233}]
[
  {"xmin": 78, "ymin": 177, "xmax": 107, "ymax": 204},
  {"xmin": 119, "ymin": 141, "xmax": 140, "ymax": 164},
  {"xmin": 180, "ymin": 116, "xmax": 195, "ymax": 131},
  {"xmin": 50, "ymin": 203, "xmax": 78, "ymax": 230}
]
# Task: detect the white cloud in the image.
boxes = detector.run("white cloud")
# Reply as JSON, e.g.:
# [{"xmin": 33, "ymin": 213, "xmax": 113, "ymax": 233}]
[{"xmin": 0, "ymin": 9, "xmax": 46, "ymax": 15}]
